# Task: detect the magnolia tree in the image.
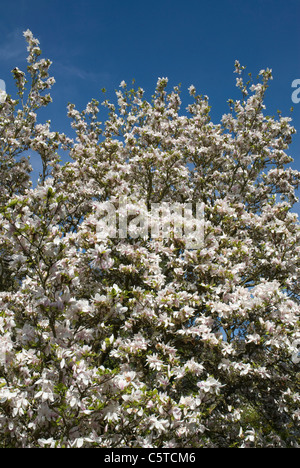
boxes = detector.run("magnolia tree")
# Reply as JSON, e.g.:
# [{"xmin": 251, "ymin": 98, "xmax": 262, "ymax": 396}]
[{"xmin": 0, "ymin": 30, "xmax": 300, "ymax": 448}]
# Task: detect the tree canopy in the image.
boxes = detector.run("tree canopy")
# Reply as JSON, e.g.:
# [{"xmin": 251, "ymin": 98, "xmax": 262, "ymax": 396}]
[{"xmin": 0, "ymin": 30, "xmax": 299, "ymax": 448}]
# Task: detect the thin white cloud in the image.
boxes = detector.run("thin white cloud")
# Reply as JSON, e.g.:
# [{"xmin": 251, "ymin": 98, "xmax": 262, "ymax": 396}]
[
  {"xmin": 0, "ymin": 28, "xmax": 26, "ymax": 61},
  {"xmin": 56, "ymin": 62, "xmax": 110, "ymax": 83}
]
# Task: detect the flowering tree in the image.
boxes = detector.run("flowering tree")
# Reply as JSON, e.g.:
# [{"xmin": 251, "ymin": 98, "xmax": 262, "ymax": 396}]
[{"xmin": 0, "ymin": 30, "xmax": 300, "ymax": 448}]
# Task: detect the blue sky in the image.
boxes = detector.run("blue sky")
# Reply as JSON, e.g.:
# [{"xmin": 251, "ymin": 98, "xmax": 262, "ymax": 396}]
[{"xmin": 0, "ymin": 0, "xmax": 299, "ymax": 214}]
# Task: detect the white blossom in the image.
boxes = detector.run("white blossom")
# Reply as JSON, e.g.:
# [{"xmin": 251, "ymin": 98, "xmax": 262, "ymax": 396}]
[{"xmin": 0, "ymin": 30, "xmax": 299, "ymax": 448}]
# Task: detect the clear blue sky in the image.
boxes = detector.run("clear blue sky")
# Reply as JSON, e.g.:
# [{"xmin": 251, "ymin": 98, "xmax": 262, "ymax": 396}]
[{"xmin": 0, "ymin": 0, "xmax": 299, "ymax": 213}]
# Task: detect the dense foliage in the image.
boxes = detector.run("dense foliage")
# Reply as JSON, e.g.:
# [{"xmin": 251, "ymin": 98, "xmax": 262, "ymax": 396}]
[{"xmin": 0, "ymin": 31, "xmax": 300, "ymax": 448}]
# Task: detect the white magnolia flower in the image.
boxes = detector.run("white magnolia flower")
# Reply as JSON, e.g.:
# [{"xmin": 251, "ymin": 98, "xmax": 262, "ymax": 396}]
[
  {"xmin": 148, "ymin": 416, "xmax": 169, "ymax": 433},
  {"xmin": 146, "ymin": 353, "xmax": 165, "ymax": 371},
  {"xmin": 0, "ymin": 89, "xmax": 7, "ymax": 103},
  {"xmin": 197, "ymin": 376, "xmax": 224, "ymax": 395}
]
